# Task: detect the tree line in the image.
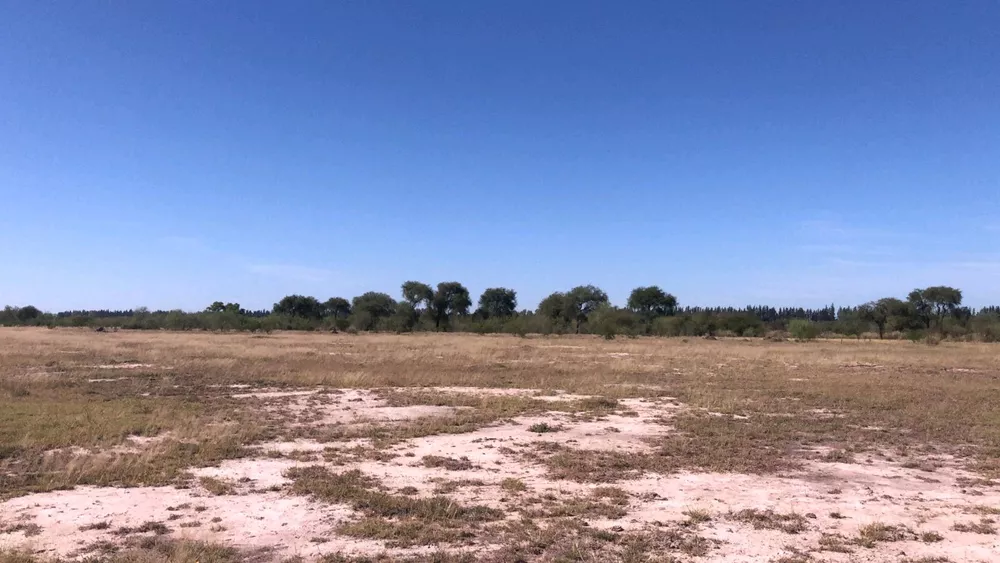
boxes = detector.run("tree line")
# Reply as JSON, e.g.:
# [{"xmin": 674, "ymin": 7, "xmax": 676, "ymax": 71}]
[{"xmin": 3, "ymin": 282, "xmax": 999, "ymax": 341}]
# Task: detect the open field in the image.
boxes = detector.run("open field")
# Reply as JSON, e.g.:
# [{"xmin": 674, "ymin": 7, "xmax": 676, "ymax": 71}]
[{"xmin": 1, "ymin": 328, "xmax": 999, "ymax": 562}]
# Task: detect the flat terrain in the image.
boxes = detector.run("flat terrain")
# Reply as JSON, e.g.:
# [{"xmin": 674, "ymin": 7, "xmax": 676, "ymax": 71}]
[{"xmin": 1, "ymin": 329, "xmax": 999, "ymax": 563}]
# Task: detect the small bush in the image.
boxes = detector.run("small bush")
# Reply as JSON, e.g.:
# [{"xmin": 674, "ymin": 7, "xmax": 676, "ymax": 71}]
[{"xmin": 788, "ymin": 320, "xmax": 820, "ymax": 341}]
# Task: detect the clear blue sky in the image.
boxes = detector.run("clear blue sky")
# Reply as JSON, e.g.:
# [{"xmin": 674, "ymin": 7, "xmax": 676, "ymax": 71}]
[{"xmin": 2, "ymin": 1, "xmax": 998, "ymax": 312}]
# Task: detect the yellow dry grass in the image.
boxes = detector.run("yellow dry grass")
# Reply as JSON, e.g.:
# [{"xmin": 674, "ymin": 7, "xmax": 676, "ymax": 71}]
[{"xmin": 2, "ymin": 327, "xmax": 1000, "ymax": 562}]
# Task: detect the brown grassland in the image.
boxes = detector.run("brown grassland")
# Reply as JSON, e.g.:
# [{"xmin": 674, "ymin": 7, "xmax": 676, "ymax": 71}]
[{"xmin": 1, "ymin": 328, "xmax": 999, "ymax": 562}]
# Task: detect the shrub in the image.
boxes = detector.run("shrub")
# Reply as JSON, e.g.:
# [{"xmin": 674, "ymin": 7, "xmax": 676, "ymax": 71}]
[{"xmin": 788, "ymin": 319, "xmax": 819, "ymax": 341}]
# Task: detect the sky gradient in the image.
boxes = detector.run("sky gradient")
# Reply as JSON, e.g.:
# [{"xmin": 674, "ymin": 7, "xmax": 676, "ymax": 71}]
[{"xmin": 2, "ymin": 1, "xmax": 999, "ymax": 311}]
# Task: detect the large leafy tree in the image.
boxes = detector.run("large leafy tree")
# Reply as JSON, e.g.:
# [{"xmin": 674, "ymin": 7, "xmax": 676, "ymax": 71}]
[
  {"xmin": 272, "ymin": 295, "xmax": 324, "ymax": 319},
  {"xmin": 923, "ymin": 286, "xmax": 963, "ymax": 329},
  {"xmin": 537, "ymin": 292, "xmax": 567, "ymax": 321},
  {"xmin": 323, "ymin": 297, "xmax": 352, "ymax": 319},
  {"xmin": 430, "ymin": 282, "xmax": 472, "ymax": 329},
  {"xmin": 351, "ymin": 292, "xmax": 397, "ymax": 329},
  {"xmin": 858, "ymin": 297, "xmax": 908, "ymax": 339},
  {"xmin": 564, "ymin": 285, "xmax": 609, "ymax": 333},
  {"xmin": 478, "ymin": 287, "xmax": 517, "ymax": 318},
  {"xmin": 15, "ymin": 305, "xmax": 41, "ymax": 322},
  {"xmin": 906, "ymin": 289, "xmax": 932, "ymax": 329},
  {"xmin": 626, "ymin": 286, "xmax": 678, "ymax": 319},
  {"xmin": 206, "ymin": 302, "xmax": 242, "ymax": 314},
  {"xmin": 401, "ymin": 281, "xmax": 434, "ymax": 310}
]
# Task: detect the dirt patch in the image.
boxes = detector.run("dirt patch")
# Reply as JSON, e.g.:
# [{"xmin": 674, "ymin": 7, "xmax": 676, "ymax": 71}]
[{"xmin": 4, "ymin": 375, "xmax": 1000, "ymax": 562}]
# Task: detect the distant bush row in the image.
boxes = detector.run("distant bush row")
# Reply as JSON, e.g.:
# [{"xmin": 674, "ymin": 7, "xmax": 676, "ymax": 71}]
[{"xmin": 4, "ymin": 283, "xmax": 1000, "ymax": 342}]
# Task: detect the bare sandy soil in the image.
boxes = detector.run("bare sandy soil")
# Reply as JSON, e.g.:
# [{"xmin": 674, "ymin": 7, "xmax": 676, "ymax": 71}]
[{"xmin": 3, "ymin": 386, "xmax": 998, "ymax": 562}]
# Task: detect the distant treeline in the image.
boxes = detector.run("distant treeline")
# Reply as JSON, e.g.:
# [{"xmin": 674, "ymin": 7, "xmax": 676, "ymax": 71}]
[{"xmin": 3, "ymin": 283, "xmax": 999, "ymax": 341}]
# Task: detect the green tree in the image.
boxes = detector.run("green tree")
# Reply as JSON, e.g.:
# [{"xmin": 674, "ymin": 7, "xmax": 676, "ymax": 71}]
[
  {"xmin": 351, "ymin": 292, "xmax": 397, "ymax": 330},
  {"xmin": 15, "ymin": 305, "xmax": 41, "ymax": 322},
  {"xmin": 323, "ymin": 297, "xmax": 352, "ymax": 319},
  {"xmin": 858, "ymin": 297, "xmax": 907, "ymax": 339},
  {"xmin": 430, "ymin": 282, "xmax": 472, "ymax": 330},
  {"xmin": 626, "ymin": 286, "xmax": 678, "ymax": 319},
  {"xmin": 272, "ymin": 295, "xmax": 324, "ymax": 319},
  {"xmin": 401, "ymin": 281, "xmax": 434, "ymax": 310},
  {"xmin": 907, "ymin": 289, "xmax": 933, "ymax": 329},
  {"xmin": 923, "ymin": 286, "xmax": 963, "ymax": 330},
  {"xmin": 564, "ymin": 285, "xmax": 609, "ymax": 333},
  {"xmin": 206, "ymin": 301, "xmax": 226, "ymax": 313},
  {"xmin": 478, "ymin": 287, "xmax": 517, "ymax": 318},
  {"xmin": 537, "ymin": 292, "xmax": 566, "ymax": 321}
]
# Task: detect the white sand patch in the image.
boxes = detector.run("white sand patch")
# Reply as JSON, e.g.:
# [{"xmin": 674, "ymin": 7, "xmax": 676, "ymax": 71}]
[
  {"xmin": 617, "ymin": 457, "xmax": 1000, "ymax": 562},
  {"xmin": 90, "ymin": 363, "xmax": 156, "ymax": 369},
  {"xmin": 430, "ymin": 386, "xmax": 593, "ymax": 402},
  {"xmin": 234, "ymin": 388, "xmax": 470, "ymax": 426},
  {"xmin": 0, "ymin": 486, "xmax": 390, "ymax": 561},
  {"xmin": 6, "ymin": 386, "xmax": 999, "ymax": 562},
  {"xmin": 231, "ymin": 389, "xmax": 320, "ymax": 399}
]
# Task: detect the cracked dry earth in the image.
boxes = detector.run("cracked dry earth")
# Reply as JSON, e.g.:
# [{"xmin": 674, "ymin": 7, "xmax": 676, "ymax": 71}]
[{"xmin": 2, "ymin": 386, "xmax": 999, "ymax": 562}]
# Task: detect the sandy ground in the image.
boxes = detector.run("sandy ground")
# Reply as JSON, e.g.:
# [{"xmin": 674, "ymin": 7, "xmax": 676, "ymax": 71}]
[{"xmin": 2, "ymin": 387, "xmax": 999, "ymax": 562}]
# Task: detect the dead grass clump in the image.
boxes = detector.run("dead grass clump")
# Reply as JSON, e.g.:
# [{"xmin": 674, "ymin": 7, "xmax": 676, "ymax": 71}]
[
  {"xmin": 112, "ymin": 521, "xmax": 170, "ymax": 536},
  {"xmin": 818, "ymin": 532, "xmax": 854, "ymax": 553},
  {"xmin": 921, "ymin": 531, "xmax": 945, "ymax": 542},
  {"xmin": 500, "ymin": 478, "xmax": 527, "ymax": 493},
  {"xmin": 855, "ymin": 522, "xmax": 917, "ymax": 547},
  {"xmin": 729, "ymin": 509, "xmax": 809, "ymax": 534},
  {"xmin": 198, "ymin": 476, "xmax": 236, "ymax": 495},
  {"xmin": 821, "ymin": 449, "xmax": 854, "ymax": 463},
  {"xmin": 531, "ymin": 444, "xmax": 653, "ymax": 482},
  {"xmin": 0, "ymin": 523, "xmax": 41, "ymax": 537},
  {"xmin": 527, "ymin": 422, "xmax": 562, "ymax": 434},
  {"xmin": 286, "ymin": 466, "xmax": 502, "ymax": 546},
  {"xmin": 951, "ymin": 518, "xmax": 997, "ymax": 534},
  {"xmin": 481, "ymin": 519, "xmax": 712, "ymax": 561},
  {"xmin": 421, "ymin": 455, "xmax": 475, "ymax": 471},
  {"xmin": 681, "ymin": 508, "xmax": 712, "ymax": 526}
]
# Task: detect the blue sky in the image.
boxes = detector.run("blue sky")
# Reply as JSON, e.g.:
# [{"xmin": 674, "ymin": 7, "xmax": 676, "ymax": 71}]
[{"xmin": 2, "ymin": 1, "xmax": 998, "ymax": 312}]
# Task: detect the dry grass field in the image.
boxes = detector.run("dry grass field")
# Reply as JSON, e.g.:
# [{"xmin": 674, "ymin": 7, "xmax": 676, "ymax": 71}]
[{"xmin": 1, "ymin": 328, "xmax": 999, "ymax": 562}]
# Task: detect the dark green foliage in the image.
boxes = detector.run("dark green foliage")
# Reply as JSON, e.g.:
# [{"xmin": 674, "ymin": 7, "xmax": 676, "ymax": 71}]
[
  {"xmin": 627, "ymin": 286, "xmax": 678, "ymax": 319},
  {"xmin": 858, "ymin": 297, "xmax": 908, "ymax": 339},
  {"xmin": 273, "ymin": 295, "xmax": 325, "ymax": 319},
  {"xmin": 323, "ymin": 297, "xmax": 352, "ymax": 319},
  {"xmin": 14, "ymin": 306, "xmax": 41, "ymax": 322},
  {"xmin": 477, "ymin": 287, "xmax": 517, "ymax": 318},
  {"xmin": 429, "ymin": 282, "xmax": 472, "ymax": 330},
  {"xmin": 7, "ymin": 281, "xmax": 1000, "ymax": 342},
  {"xmin": 564, "ymin": 285, "xmax": 609, "ymax": 333},
  {"xmin": 400, "ymin": 281, "xmax": 434, "ymax": 310},
  {"xmin": 537, "ymin": 292, "xmax": 567, "ymax": 322},
  {"xmin": 351, "ymin": 292, "xmax": 397, "ymax": 330}
]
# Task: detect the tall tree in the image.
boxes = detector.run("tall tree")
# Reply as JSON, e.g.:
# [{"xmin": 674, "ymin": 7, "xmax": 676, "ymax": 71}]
[
  {"xmin": 430, "ymin": 282, "xmax": 472, "ymax": 329},
  {"xmin": 478, "ymin": 287, "xmax": 517, "ymax": 318},
  {"xmin": 323, "ymin": 297, "xmax": 352, "ymax": 319},
  {"xmin": 907, "ymin": 289, "xmax": 933, "ymax": 329},
  {"xmin": 564, "ymin": 285, "xmax": 609, "ymax": 333},
  {"xmin": 537, "ymin": 292, "xmax": 567, "ymax": 321},
  {"xmin": 272, "ymin": 295, "xmax": 324, "ymax": 319},
  {"xmin": 351, "ymin": 292, "xmax": 397, "ymax": 329},
  {"xmin": 858, "ymin": 297, "xmax": 907, "ymax": 339},
  {"xmin": 15, "ymin": 305, "xmax": 41, "ymax": 322},
  {"xmin": 923, "ymin": 286, "xmax": 963, "ymax": 330},
  {"xmin": 626, "ymin": 286, "xmax": 678, "ymax": 319},
  {"xmin": 401, "ymin": 281, "xmax": 434, "ymax": 310},
  {"xmin": 206, "ymin": 301, "xmax": 226, "ymax": 313}
]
